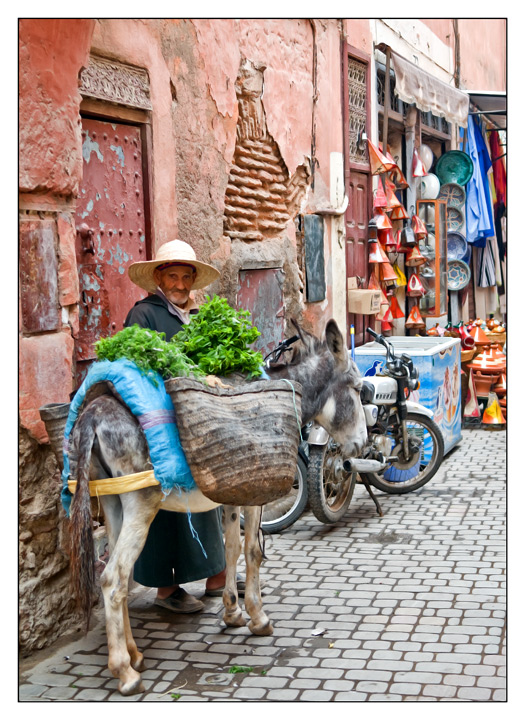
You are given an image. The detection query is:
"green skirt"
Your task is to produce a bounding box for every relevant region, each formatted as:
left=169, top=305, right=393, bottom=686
left=133, top=507, right=226, bottom=587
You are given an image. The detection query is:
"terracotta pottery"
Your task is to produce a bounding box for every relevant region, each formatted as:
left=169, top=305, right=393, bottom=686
left=427, top=323, right=440, bottom=336
left=378, top=227, right=396, bottom=249
left=388, top=165, right=410, bottom=190
left=405, top=304, right=426, bottom=329
left=405, top=245, right=426, bottom=267
left=379, top=261, right=398, bottom=283
left=493, top=325, right=505, bottom=333
left=486, top=316, right=498, bottom=331
left=470, top=324, right=491, bottom=347
left=411, top=214, right=428, bottom=239
left=374, top=209, right=393, bottom=230
left=472, top=371, right=494, bottom=396
left=368, top=272, right=381, bottom=290
left=369, top=242, right=386, bottom=264
left=467, top=346, right=506, bottom=374
left=494, top=373, right=506, bottom=396
left=460, top=348, right=476, bottom=364
left=488, top=343, right=506, bottom=365
left=390, top=204, right=409, bottom=221
left=367, top=139, right=397, bottom=175
left=407, top=273, right=425, bottom=297
left=373, top=182, right=388, bottom=209
left=457, top=323, right=476, bottom=350
left=389, top=294, right=405, bottom=319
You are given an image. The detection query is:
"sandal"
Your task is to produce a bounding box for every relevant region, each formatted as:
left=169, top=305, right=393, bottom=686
left=154, top=587, right=204, bottom=613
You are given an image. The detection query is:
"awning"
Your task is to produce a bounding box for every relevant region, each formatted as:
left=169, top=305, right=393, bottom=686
left=376, top=43, right=470, bottom=128
left=468, top=91, right=506, bottom=131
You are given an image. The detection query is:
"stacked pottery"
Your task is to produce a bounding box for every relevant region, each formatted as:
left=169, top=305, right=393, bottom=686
left=494, top=373, right=507, bottom=421
left=467, top=345, right=506, bottom=399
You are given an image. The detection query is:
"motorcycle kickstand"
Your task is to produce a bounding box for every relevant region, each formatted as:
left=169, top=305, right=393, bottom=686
left=360, top=475, right=383, bottom=517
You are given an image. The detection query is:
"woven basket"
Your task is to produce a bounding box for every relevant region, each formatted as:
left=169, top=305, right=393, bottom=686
left=39, top=402, right=71, bottom=470
left=485, top=331, right=506, bottom=345
left=164, top=377, right=302, bottom=506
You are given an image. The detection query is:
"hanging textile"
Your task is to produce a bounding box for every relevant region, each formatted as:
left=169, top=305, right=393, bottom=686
left=465, top=116, right=495, bottom=248
left=475, top=238, right=498, bottom=288
left=489, top=129, right=506, bottom=212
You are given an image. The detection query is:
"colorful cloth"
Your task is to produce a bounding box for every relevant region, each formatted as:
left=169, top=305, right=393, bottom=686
left=465, top=116, right=495, bottom=248
left=60, top=358, right=195, bottom=516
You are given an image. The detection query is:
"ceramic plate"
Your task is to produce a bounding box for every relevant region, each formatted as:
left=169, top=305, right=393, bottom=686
left=438, top=182, right=466, bottom=208
left=448, top=259, right=471, bottom=290
left=446, top=231, right=467, bottom=261
left=435, top=151, right=473, bottom=186
left=447, top=206, right=465, bottom=232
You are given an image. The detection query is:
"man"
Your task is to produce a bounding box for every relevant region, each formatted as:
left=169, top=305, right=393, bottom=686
left=125, top=239, right=241, bottom=612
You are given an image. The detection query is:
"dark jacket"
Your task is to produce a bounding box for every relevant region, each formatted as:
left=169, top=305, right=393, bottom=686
left=125, top=294, right=197, bottom=341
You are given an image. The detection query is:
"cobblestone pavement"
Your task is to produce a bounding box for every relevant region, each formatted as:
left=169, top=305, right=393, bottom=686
left=19, top=427, right=506, bottom=702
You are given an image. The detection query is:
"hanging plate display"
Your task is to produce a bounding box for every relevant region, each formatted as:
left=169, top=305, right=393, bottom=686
left=438, top=182, right=466, bottom=207
left=435, top=151, right=474, bottom=186
left=446, top=231, right=468, bottom=261
left=447, top=259, right=471, bottom=290
left=447, top=206, right=465, bottom=232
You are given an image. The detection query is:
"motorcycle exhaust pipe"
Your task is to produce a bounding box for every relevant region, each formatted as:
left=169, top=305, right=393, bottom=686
left=343, top=457, right=388, bottom=473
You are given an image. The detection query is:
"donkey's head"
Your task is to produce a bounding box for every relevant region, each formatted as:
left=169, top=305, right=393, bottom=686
left=267, top=319, right=367, bottom=458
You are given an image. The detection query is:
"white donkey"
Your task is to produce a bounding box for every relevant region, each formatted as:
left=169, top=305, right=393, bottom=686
left=68, top=319, right=367, bottom=695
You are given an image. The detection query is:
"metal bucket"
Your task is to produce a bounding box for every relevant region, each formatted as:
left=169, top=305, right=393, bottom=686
left=39, top=402, right=71, bottom=470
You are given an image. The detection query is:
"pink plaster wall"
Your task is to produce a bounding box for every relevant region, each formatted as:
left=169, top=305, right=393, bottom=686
left=457, top=19, right=506, bottom=90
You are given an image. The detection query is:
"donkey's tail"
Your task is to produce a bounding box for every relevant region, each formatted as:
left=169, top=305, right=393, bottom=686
left=69, top=410, right=97, bottom=630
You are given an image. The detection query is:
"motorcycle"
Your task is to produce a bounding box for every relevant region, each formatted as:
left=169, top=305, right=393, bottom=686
left=305, top=327, right=445, bottom=523
left=242, top=326, right=445, bottom=531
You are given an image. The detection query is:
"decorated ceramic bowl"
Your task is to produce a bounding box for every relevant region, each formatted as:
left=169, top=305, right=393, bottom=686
left=446, top=231, right=467, bottom=261
left=418, top=173, right=441, bottom=200
left=438, top=182, right=466, bottom=208
left=448, top=259, right=471, bottom=290
left=447, top=206, right=465, bottom=232
left=435, top=151, right=474, bottom=186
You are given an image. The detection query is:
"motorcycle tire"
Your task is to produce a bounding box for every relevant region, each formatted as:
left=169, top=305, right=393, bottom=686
left=240, top=453, right=308, bottom=534
left=361, top=412, right=444, bottom=495
left=306, top=442, right=356, bottom=523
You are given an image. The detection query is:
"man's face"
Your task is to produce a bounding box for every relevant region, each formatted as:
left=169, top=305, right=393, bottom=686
left=153, top=264, right=196, bottom=307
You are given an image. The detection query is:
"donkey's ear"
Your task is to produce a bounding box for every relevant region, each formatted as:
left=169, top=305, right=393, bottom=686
left=325, top=319, right=347, bottom=370
left=290, top=318, right=316, bottom=353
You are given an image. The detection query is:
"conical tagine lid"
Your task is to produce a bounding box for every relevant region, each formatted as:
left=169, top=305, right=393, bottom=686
left=405, top=245, right=426, bottom=267
left=470, top=325, right=490, bottom=346
left=467, top=346, right=506, bottom=374
left=411, top=214, right=428, bottom=239
left=405, top=304, right=426, bottom=328
left=407, top=273, right=426, bottom=296
left=367, top=139, right=397, bottom=175
left=390, top=204, right=410, bottom=220
left=379, top=261, right=399, bottom=283
left=389, top=294, right=405, bottom=319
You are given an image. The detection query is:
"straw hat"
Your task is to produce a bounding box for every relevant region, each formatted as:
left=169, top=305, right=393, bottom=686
left=128, top=240, right=220, bottom=293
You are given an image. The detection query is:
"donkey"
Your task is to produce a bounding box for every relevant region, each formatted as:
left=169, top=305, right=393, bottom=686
left=68, top=318, right=366, bottom=695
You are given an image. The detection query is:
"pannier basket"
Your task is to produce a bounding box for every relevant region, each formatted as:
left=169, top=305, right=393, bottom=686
left=164, top=377, right=302, bottom=506
left=39, top=402, right=71, bottom=471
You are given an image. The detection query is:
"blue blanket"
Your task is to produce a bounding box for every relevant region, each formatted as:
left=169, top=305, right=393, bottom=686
left=60, top=359, right=195, bottom=516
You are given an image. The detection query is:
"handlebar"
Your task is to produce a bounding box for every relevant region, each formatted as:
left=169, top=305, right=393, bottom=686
left=366, top=327, right=395, bottom=360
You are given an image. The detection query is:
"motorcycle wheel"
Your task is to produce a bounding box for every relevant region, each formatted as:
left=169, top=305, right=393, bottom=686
left=306, top=441, right=356, bottom=523
left=361, top=412, right=444, bottom=494
left=240, top=454, right=308, bottom=534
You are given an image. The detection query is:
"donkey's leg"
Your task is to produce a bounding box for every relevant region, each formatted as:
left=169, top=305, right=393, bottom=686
left=222, top=505, right=245, bottom=628
left=243, top=506, right=273, bottom=636
left=100, top=490, right=161, bottom=695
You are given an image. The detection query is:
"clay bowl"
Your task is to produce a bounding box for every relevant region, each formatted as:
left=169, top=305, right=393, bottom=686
left=472, top=372, right=494, bottom=397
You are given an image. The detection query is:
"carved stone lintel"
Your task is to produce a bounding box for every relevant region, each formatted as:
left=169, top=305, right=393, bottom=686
left=79, top=55, right=152, bottom=111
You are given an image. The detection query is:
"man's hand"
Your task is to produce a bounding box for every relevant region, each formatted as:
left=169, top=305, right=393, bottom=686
left=205, top=375, right=233, bottom=389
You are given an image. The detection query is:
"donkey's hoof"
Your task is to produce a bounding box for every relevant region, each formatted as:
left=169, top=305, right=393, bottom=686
left=118, top=673, right=145, bottom=696
left=248, top=618, right=273, bottom=636
left=131, top=652, right=145, bottom=672
left=223, top=608, right=245, bottom=628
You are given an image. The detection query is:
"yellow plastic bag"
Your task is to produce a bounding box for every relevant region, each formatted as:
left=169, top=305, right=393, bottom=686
left=393, top=261, right=407, bottom=286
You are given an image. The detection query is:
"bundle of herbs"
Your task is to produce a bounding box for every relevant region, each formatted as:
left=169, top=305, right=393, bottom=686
left=94, top=296, right=263, bottom=382
left=171, top=295, right=263, bottom=377
left=94, top=325, right=205, bottom=384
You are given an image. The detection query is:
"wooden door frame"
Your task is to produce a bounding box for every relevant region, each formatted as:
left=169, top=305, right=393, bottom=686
left=79, top=98, right=154, bottom=262
left=342, top=42, right=372, bottom=347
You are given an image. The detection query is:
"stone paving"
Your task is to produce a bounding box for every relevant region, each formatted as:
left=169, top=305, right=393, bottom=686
left=19, top=427, right=506, bottom=702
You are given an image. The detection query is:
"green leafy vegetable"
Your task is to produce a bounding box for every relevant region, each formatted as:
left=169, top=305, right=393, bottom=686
left=172, top=295, right=263, bottom=377
left=94, top=325, right=205, bottom=384
left=228, top=665, right=254, bottom=674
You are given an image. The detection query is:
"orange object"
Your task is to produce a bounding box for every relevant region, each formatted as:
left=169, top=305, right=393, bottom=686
left=367, top=139, right=397, bottom=175
left=488, top=344, right=506, bottom=365
left=384, top=176, right=402, bottom=209
left=379, top=261, right=398, bottom=284
left=494, top=373, right=506, bottom=396
left=470, top=325, right=491, bottom=347
left=464, top=370, right=481, bottom=418
left=405, top=304, right=425, bottom=329
left=412, top=147, right=428, bottom=177
left=373, top=181, right=388, bottom=209
left=374, top=209, right=393, bottom=230
left=411, top=214, right=428, bottom=239
left=389, top=294, right=405, bottom=319
left=388, top=165, right=409, bottom=190
left=368, top=272, right=381, bottom=290
left=472, top=371, right=494, bottom=397
left=405, top=245, right=426, bottom=267
left=467, top=346, right=506, bottom=374
left=390, top=204, right=409, bottom=220
left=407, top=273, right=426, bottom=297
left=368, top=242, right=385, bottom=263
left=482, top=392, right=505, bottom=425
